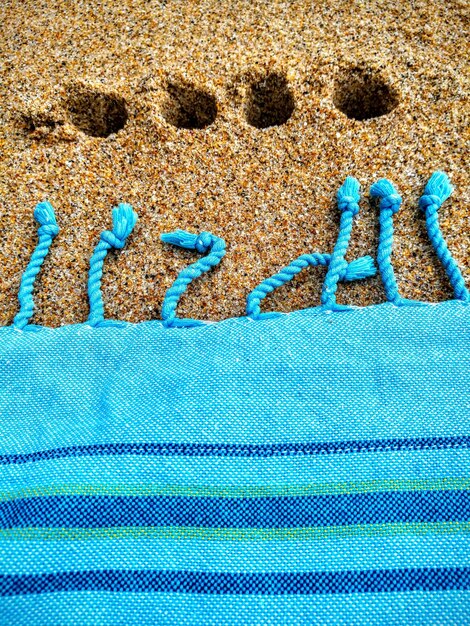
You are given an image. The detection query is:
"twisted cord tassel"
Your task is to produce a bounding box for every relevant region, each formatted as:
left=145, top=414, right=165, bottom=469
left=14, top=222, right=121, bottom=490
left=13, top=202, right=59, bottom=329
left=160, top=230, right=226, bottom=328
left=370, top=178, right=406, bottom=305
left=419, top=171, right=469, bottom=302
left=246, top=252, right=376, bottom=319
left=87, top=204, right=138, bottom=326
left=320, top=177, right=361, bottom=310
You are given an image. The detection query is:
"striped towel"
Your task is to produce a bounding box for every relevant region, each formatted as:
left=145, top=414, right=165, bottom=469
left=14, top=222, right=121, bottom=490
left=1, top=171, right=469, bottom=624
left=1, top=302, right=470, bottom=624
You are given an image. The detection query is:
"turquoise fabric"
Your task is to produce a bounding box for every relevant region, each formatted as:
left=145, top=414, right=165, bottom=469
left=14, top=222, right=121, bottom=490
left=1, top=172, right=469, bottom=624
left=1, top=303, right=470, bottom=624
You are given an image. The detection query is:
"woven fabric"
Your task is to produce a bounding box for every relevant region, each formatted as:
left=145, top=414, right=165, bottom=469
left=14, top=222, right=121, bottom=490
left=2, top=171, right=470, bottom=623
left=1, top=301, right=470, bottom=624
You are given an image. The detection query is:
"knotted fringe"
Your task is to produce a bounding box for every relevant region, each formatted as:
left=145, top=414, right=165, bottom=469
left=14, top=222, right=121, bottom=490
left=249, top=172, right=467, bottom=317
left=10, top=172, right=469, bottom=329
left=320, top=177, right=364, bottom=311
left=246, top=253, right=377, bottom=320
left=13, top=202, right=59, bottom=329
left=160, top=230, right=226, bottom=327
left=369, top=178, right=408, bottom=306
left=248, top=177, right=378, bottom=319
left=87, top=204, right=138, bottom=327
left=418, top=172, right=469, bottom=303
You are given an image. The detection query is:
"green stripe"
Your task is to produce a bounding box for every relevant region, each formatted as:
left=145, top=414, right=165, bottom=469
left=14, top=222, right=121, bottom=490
left=2, top=521, right=470, bottom=542
left=2, top=477, right=470, bottom=502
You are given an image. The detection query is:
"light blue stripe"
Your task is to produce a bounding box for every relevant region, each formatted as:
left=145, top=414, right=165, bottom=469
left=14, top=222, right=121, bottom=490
left=2, top=533, right=470, bottom=575
left=1, top=301, right=469, bottom=453
left=3, top=447, right=470, bottom=492
left=1, top=590, right=469, bottom=626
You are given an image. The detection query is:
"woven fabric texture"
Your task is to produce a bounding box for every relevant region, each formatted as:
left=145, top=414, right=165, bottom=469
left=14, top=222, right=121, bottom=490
left=1, top=172, right=470, bottom=624
left=1, top=301, right=470, bottom=624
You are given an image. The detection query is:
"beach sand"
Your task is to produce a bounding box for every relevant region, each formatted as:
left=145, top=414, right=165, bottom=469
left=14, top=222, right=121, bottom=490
left=0, top=0, right=468, bottom=326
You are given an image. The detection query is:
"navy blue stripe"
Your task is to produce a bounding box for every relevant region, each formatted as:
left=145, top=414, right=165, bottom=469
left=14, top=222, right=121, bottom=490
left=2, top=436, right=470, bottom=465
left=1, top=568, right=469, bottom=596
left=2, top=491, right=469, bottom=529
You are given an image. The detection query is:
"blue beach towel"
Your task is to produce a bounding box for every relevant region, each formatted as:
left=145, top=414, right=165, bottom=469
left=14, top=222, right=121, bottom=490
left=1, top=172, right=469, bottom=624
